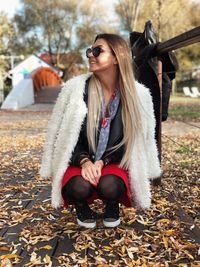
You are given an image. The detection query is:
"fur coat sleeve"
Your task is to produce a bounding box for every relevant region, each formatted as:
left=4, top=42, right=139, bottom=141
left=127, top=81, right=161, bottom=209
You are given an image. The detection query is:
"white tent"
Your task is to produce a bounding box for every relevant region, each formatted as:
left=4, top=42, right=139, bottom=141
left=1, top=54, right=60, bottom=110
left=1, top=79, right=34, bottom=109
left=9, top=54, right=59, bottom=87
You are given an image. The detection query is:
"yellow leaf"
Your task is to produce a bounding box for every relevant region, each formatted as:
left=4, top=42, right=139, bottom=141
left=103, top=246, right=112, bottom=251
left=66, top=222, right=76, bottom=226
left=134, top=259, right=141, bottom=265
left=39, top=245, right=52, bottom=250
left=163, top=236, right=169, bottom=249
left=158, top=218, right=170, bottom=223
left=0, top=254, right=21, bottom=260
left=164, top=229, right=175, bottom=236
left=127, top=218, right=136, bottom=225
left=184, top=250, right=194, bottom=260
left=121, top=245, right=126, bottom=254
left=144, top=233, right=154, bottom=239
left=0, top=258, right=13, bottom=267
left=104, top=230, right=111, bottom=237
left=61, top=209, right=68, bottom=214
left=44, top=254, right=51, bottom=264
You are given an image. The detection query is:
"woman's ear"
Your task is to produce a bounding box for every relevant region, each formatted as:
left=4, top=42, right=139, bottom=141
left=113, top=56, right=118, bottom=65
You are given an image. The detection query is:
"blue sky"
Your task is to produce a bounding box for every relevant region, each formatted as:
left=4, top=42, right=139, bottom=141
left=0, top=0, right=118, bottom=18
left=1, top=0, right=200, bottom=18
left=0, top=0, right=21, bottom=17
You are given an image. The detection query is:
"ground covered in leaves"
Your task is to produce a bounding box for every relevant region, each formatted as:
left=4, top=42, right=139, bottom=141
left=0, top=108, right=199, bottom=267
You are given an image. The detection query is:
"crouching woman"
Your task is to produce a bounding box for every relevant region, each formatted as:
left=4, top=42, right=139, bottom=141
left=39, top=33, right=161, bottom=228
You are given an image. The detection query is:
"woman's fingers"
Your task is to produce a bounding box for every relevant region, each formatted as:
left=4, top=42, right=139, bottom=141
left=81, top=160, right=104, bottom=186
left=94, top=160, right=103, bottom=179
left=81, top=164, right=97, bottom=186
left=95, top=165, right=101, bottom=179
left=87, top=168, right=97, bottom=184
left=81, top=169, right=90, bottom=182
left=82, top=172, right=96, bottom=186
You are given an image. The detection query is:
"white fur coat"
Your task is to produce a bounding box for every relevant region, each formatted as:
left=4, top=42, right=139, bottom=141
left=39, top=73, right=161, bottom=209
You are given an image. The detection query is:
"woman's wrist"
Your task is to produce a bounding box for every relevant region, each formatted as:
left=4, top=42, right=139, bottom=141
left=99, top=160, right=104, bottom=168
left=80, top=157, right=91, bottom=167
left=95, top=160, right=104, bottom=168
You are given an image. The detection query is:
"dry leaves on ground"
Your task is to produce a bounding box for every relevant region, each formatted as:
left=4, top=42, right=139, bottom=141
left=0, top=110, right=199, bottom=266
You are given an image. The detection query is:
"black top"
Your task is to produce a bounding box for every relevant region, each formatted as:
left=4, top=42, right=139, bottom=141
left=70, top=78, right=125, bottom=166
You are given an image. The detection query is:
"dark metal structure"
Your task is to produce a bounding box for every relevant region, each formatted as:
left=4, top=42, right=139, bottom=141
left=157, top=26, right=200, bottom=54
left=131, top=24, right=200, bottom=185
left=156, top=25, right=200, bottom=159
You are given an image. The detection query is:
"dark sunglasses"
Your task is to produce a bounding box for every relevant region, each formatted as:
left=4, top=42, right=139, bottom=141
left=86, top=46, right=112, bottom=58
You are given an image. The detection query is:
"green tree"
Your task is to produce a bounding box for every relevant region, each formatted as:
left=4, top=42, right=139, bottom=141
left=0, top=12, right=14, bottom=74
left=176, top=1, right=200, bottom=73
left=11, top=0, right=113, bottom=79
left=12, top=0, right=78, bottom=56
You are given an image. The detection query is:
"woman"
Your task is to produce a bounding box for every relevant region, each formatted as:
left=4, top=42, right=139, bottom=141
left=40, top=33, right=161, bottom=228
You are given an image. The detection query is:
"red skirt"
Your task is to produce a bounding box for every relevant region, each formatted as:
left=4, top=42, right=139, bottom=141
left=61, top=163, right=132, bottom=208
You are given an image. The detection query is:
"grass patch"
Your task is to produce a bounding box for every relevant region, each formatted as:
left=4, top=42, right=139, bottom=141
left=179, top=160, right=191, bottom=168
left=170, top=95, right=200, bottom=104
left=169, top=106, right=200, bottom=120
left=175, top=146, right=193, bottom=154
left=168, top=95, right=200, bottom=121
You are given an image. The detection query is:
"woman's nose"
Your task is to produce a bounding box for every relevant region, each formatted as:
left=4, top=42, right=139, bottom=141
left=87, top=51, right=93, bottom=58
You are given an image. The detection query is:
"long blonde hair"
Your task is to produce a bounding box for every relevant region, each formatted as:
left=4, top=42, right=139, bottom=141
left=87, top=33, right=142, bottom=169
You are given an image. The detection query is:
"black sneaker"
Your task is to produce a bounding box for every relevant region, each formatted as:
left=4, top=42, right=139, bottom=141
left=103, top=201, right=120, bottom=227
left=75, top=202, right=96, bottom=228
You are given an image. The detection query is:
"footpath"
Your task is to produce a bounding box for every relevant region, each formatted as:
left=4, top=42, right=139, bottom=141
left=26, top=103, right=200, bottom=135
left=0, top=104, right=199, bottom=266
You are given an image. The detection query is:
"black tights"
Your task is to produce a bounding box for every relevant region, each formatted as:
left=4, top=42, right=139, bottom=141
left=62, top=174, right=126, bottom=204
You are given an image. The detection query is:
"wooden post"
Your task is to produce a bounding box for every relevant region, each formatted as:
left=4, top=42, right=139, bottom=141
left=172, top=80, right=176, bottom=96
left=152, top=58, right=163, bottom=186
left=157, top=58, right=163, bottom=163
left=0, top=74, right=4, bottom=104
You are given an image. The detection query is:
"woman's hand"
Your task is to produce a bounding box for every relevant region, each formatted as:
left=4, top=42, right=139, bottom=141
left=94, top=160, right=104, bottom=183
left=81, top=160, right=104, bottom=186
left=81, top=161, right=100, bottom=186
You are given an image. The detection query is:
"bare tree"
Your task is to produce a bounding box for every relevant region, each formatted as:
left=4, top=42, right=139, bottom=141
left=115, top=0, right=144, bottom=32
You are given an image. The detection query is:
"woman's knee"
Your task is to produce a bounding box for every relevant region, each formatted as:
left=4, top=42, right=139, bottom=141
left=97, top=174, right=126, bottom=200
left=62, top=175, right=94, bottom=201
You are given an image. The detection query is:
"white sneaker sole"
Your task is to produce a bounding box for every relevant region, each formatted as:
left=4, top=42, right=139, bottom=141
left=103, top=218, right=121, bottom=228
left=77, top=219, right=96, bottom=228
